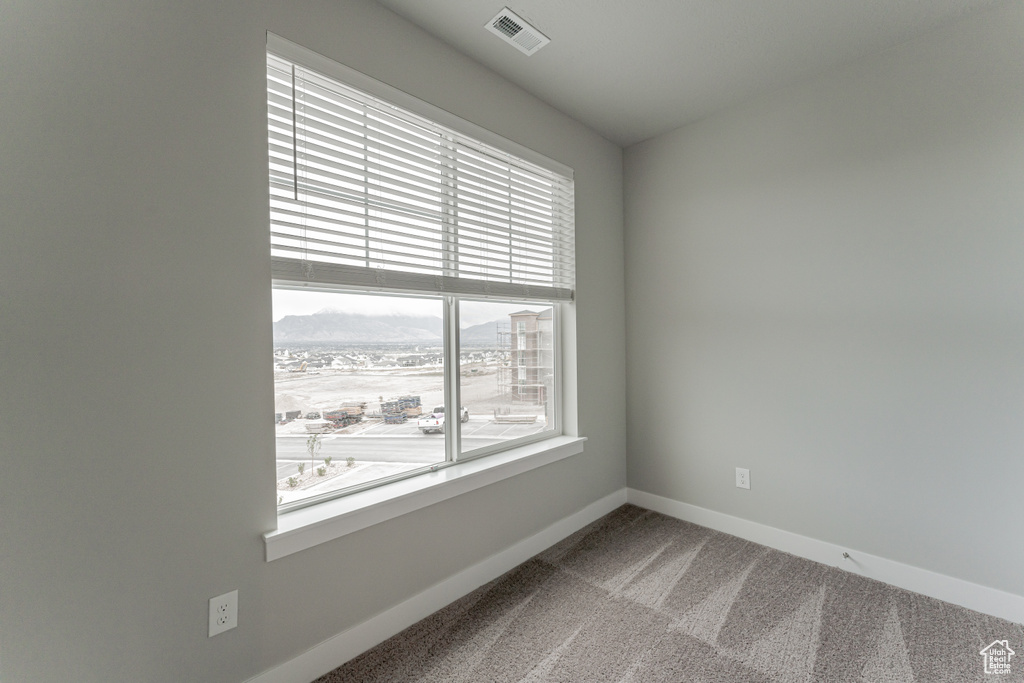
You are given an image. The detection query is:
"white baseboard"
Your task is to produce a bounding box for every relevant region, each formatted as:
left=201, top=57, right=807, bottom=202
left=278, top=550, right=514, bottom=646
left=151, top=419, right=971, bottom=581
left=247, top=488, right=628, bottom=683
left=627, top=488, right=1024, bottom=624
left=250, top=485, right=1022, bottom=683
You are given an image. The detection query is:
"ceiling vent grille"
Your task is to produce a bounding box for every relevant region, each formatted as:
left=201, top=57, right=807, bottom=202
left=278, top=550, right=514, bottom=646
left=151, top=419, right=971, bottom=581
left=485, top=7, right=550, bottom=56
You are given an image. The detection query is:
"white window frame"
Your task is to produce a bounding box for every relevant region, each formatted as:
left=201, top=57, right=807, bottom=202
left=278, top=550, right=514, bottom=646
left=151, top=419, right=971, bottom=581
left=263, top=34, right=583, bottom=560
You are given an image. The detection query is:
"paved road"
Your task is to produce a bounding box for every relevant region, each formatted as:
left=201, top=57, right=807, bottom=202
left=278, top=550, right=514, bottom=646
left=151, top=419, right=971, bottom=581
left=275, top=417, right=546, bottom=479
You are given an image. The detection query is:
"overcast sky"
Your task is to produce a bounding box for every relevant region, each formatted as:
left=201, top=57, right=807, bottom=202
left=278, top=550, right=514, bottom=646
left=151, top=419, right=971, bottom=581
left=272, top=289, right=545, bottom=327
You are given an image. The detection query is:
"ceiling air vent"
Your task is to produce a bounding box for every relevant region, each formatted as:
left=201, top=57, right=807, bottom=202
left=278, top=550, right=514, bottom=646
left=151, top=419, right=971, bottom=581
left=485, top=7, right=550, bottom=56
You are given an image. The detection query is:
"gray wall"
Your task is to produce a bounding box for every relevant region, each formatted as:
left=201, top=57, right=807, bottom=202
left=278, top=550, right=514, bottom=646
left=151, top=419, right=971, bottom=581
left=624, top=0, right=1024, bottom=597
left=0, top=1, right=625, bottom=681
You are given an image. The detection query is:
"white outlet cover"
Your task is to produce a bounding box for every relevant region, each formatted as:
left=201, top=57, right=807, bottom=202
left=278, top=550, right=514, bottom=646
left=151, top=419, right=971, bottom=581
left=735, top=468, right=750, bottom=490
left=208, top=590, right=238, bottom=637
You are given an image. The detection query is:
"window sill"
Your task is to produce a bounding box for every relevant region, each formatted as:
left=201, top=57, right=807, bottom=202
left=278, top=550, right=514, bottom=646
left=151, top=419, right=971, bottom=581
left=263, top=435, right=586, bottom=561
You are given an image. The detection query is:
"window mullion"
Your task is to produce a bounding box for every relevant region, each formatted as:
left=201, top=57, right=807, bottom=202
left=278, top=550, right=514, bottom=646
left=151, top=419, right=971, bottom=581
left=441, top=135, right=461, bottom=464
left=443, top=296, right=461, bottom=462
left=440, top=135, right=458, bottom=280
left=361, top=104, right=371, bottom=268
left=290, top=64, right=298, bottom=201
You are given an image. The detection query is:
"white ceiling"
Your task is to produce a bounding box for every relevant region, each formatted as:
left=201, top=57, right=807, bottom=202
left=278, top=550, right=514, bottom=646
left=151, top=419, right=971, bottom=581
left=373, top=0, right=1005, bottom=147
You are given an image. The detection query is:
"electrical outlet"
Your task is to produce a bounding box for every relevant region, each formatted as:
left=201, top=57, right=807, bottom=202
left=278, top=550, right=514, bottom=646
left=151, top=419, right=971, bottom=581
left=735, top=467, right=750, bottom=490
left=208, top=590, right=238, bottom=637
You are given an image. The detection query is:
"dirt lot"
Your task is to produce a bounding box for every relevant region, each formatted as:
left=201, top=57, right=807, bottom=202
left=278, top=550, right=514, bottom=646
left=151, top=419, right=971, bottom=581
left=274, top=364, right=539, bottom=418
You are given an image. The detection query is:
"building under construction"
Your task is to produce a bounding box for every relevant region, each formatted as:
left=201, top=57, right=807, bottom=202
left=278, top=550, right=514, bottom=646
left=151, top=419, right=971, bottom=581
left=496, top=308, right=554, bottom=407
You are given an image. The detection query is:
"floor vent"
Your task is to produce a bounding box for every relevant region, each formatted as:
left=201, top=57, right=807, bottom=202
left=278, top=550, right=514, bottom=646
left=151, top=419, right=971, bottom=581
left=485, top=7, right=550, bottom=56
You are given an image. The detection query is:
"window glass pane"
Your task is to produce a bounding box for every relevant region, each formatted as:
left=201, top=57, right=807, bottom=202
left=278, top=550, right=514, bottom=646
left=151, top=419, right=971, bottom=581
left=459, top=300, right=555, bottom=455
left=273, top=289, right=445, bottom=506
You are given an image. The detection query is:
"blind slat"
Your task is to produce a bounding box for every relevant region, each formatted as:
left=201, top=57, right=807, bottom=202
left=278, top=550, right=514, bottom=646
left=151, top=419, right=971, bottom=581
left=268, top=52, right=574, bottom=301
left=270, top=187, right=573, bottom=261
left=269, top=207, right=574, bottom=267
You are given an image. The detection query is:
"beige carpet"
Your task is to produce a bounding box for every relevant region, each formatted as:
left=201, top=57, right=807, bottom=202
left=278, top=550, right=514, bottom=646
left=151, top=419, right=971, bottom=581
left=317, top=505, right=1023, bottom=682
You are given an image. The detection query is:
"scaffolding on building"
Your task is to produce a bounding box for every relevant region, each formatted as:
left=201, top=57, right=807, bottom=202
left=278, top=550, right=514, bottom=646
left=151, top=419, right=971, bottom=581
left=495, top=318, right=553, bottom=408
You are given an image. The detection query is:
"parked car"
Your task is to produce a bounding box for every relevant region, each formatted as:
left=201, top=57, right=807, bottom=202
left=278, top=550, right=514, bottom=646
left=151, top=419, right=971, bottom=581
left=417, top=405, right=469, bottom=433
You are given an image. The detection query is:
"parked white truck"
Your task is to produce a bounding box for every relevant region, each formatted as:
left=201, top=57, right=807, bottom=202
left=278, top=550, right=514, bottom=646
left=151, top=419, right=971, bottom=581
left=417, top=405, right=469, bottom=434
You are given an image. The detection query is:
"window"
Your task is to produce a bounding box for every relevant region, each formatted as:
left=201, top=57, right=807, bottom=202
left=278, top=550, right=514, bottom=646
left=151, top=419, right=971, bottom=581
left=267, top=36, right=575, bottom=512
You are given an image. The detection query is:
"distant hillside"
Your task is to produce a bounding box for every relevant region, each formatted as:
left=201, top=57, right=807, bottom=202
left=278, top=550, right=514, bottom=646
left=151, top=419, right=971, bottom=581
left=273, top=311, right=443, bottom=343
left=460, top=320, right=500, bottom=345
left=273, top=309, right=512, bottom=345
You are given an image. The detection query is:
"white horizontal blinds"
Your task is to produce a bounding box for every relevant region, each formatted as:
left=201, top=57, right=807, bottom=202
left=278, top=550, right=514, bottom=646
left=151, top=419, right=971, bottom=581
left=267, top=53, right=575, bottom=301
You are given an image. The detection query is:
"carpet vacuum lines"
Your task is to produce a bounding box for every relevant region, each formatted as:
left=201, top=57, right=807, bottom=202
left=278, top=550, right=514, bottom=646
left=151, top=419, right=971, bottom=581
left=317, top=505, right=1024, bottom=683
